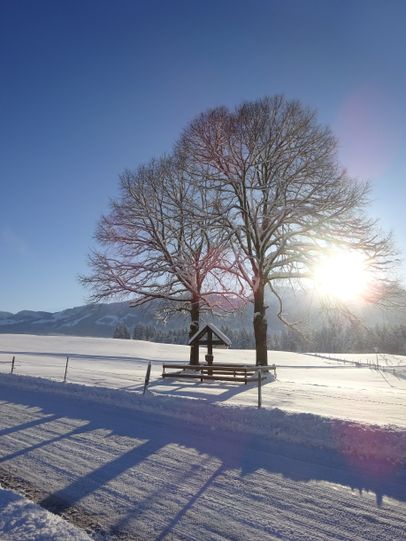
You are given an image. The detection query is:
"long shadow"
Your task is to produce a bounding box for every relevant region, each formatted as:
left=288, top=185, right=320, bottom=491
left=0, top=422, right=92, bottom=464
left=0, top=382, right=405, bottom=532
left=39, top=438, right=162, bottom=514
left=0, top=413, right=60, bottom=438
left=155, top=464, right=225, bottom=541
left=210, top=377, right=275, bottom=403
left=147, top=380, right=250, bottom=403
left=108, top=428, right=406, bottom=538
left=109, top=454, right=215, bottom=538
left=143, top=376, right=275, bottom=404
left=118, top=379, right=251, bottom=402
left=392, top=369, right=406, bottom=381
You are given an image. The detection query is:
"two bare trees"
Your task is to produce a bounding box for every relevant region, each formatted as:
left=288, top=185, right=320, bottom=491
left=82, top=156, right=239, bottom=363
left=83, top=96, right=398, bottom=365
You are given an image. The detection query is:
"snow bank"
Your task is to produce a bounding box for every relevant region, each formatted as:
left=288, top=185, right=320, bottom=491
left=0, top=484, right=91, bottom=541
left=1, top=373, right=405, bottom=467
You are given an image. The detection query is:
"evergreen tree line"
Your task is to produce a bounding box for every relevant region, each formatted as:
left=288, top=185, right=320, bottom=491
left=113, top=320, right=406, bottom=355
left=278, top=322, right=406, bottom=354
left=113, top=322, right=189, bottom=344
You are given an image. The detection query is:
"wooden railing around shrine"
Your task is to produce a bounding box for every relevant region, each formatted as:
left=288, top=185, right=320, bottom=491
left=162, top=363, right=276, bottom=384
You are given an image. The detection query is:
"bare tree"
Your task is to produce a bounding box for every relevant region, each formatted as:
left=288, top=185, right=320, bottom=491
left=179, top=95, right=399, bottom=365
left=81, top=156, right=239, bottom=364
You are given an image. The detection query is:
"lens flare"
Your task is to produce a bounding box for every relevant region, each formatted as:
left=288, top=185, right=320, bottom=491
left=312, top=249, right=372, bottom=302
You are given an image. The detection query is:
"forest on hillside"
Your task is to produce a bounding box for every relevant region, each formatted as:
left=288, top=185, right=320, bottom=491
left=113, top=320, right=406, bottom=355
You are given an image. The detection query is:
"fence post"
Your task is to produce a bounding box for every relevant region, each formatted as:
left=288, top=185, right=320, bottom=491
left=63, top=356, right=69, bottom=383
left=257, top=369, right=262, bottom=408
left=10, top=356, right=15, bottom=374
left=143, top=362, right=151, bottom=395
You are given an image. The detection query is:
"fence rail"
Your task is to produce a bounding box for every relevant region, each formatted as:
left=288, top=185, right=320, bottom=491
left=0, top=352, right=149, bottom=391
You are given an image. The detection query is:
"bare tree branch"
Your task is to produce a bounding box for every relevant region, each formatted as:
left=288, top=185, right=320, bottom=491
left=80, top=156, right=242, bottom=363
left=179, top=95, right=401, bottom=365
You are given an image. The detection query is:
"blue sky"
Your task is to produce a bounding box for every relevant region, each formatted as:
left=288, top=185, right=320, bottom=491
left=1, top=0, right=405, bottom=313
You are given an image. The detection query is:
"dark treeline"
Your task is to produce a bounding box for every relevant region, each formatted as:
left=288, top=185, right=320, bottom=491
left=114, top=322, right=189, bottom=344
left=113, top=320, right=406, bottom=355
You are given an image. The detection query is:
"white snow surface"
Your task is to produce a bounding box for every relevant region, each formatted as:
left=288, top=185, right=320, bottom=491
left=0, top=334, right=405, bottom=540
left=0, top=371, right=405, bottom=465
left=1, top=333, right=405, bottom=428
left=0, top=484, right=91, bottom=540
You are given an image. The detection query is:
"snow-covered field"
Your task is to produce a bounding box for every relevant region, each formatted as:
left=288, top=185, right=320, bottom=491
left=1, top=334, right=405, bottom=427
left=0, top=334, right=405, bottom=540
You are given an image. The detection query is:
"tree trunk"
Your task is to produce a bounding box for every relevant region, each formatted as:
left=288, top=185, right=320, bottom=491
left=253, top=279, right=268, bottom=366
left=189, top=299, right=200, bottom=365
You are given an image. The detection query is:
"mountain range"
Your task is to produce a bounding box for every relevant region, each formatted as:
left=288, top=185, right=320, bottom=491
left=0, top=291, right=404, bottom=339
left=0, top=301, right=261, bottom=338
left=0, top=302, right=163, bottom=338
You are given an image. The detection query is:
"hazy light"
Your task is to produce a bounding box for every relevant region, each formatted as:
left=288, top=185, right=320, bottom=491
left=312, top=249, right=371, bottom=302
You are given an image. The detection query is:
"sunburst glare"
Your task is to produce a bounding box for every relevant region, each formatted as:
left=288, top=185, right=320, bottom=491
left=312, top=249, right=372, bottom=302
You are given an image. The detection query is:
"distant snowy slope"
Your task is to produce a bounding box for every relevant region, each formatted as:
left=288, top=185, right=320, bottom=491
left=0, top=301, right=254, bottom=338
left=0, top=302, right=155, bottom=337
left=2, top=290, right=404, bottom=340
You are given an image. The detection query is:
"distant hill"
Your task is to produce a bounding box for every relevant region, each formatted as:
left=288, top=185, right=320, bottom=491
left=0, top=291, right=404, bottom=340
left=0, top=301, right=260, bottom=338
left=0, top=302, right=152, bottom=337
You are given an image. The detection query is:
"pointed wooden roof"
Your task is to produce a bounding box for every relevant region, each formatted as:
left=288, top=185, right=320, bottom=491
left=188, top=323, right=231, bottom=348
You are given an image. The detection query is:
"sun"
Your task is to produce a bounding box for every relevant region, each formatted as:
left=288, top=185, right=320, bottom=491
left=312, top=249, right=371, bottom=302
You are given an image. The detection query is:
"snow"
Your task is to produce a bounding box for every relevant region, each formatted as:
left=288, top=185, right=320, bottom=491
left=0, top=334, right=405, bottom=539
left=0, top=484, right=91, bottom=540
left=0, top=372, right=405, bottom=465
left=95, top=315, right=120, bottom=325
left=1, top=334, right=405, bottom=427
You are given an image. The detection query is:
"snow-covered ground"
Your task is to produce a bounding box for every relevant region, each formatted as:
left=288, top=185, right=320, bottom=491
left=0, top=334, right=405, bottom=540
left=0, top=484, right=91, bottom=540
left=1, top=334, right=405, bottom=427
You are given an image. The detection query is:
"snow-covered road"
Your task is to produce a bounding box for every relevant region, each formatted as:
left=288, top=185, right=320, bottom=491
left=0, top=383, right=405, bottom=541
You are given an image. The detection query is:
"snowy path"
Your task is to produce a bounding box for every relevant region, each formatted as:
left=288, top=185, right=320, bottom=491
left=0, top=384, right=405, bottom=540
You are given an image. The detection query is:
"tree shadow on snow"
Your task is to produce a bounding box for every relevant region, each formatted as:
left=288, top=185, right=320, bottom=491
left=123, top=375, right=275, bottom=404
left=0, top=384, right=405, bottom=539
